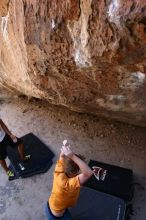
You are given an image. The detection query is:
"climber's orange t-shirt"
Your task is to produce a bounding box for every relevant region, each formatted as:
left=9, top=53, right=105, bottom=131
left=49, top=159, right=80, bottom=213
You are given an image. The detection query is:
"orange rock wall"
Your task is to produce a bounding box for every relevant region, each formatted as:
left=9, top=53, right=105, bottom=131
left=0, top=0, right=146, bottom=125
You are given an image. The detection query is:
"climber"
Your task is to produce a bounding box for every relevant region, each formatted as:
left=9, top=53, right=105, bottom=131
left=0, top=118, right=30, bottom=178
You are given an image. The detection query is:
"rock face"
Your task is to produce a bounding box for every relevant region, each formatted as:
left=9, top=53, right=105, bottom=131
left=0, top=0, right=146, bottom=126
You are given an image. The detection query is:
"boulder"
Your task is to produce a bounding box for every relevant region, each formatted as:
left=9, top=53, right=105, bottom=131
left=0, top=0, right=146, bottom=126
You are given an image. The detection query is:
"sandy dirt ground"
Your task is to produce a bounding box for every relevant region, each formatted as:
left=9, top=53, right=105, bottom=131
left=0, top=91, right=146, bottom=220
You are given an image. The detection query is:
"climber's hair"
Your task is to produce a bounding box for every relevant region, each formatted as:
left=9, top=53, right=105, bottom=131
left=63, top=154, right=85, bottom=176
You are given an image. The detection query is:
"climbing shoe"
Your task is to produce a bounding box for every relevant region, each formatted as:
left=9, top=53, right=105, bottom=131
left=23, top=154, right=31, bottom=162
left=7, top=170, right=15, bottom=177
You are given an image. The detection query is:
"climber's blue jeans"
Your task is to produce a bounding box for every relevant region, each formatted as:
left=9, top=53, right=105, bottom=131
left=45, top=202, right=71, bottom=220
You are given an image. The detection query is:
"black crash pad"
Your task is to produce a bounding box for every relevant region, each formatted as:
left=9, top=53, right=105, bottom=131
left=70, top=187, right=126, bottom=220
left=84, top=160, right=133, bottom=202
left=7, top=133, right=54, bottom=180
